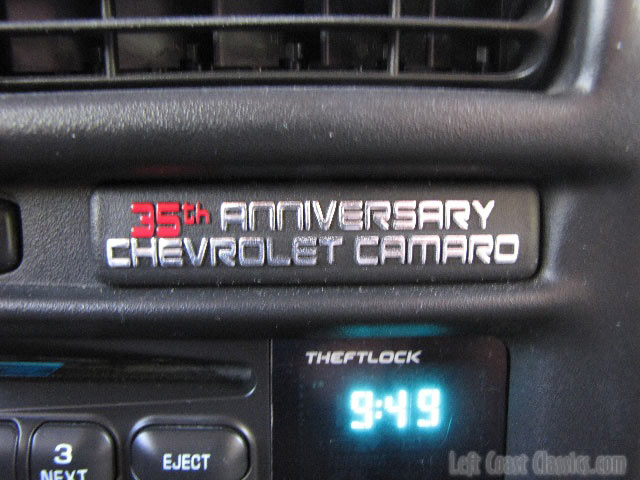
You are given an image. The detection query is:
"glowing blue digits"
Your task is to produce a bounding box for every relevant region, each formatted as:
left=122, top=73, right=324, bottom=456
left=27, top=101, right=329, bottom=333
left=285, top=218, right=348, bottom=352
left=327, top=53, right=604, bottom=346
left=416, top=388, right=441, bottom=428
left=383, top=390, right=408, bottom=428
left=349, top=388, right=441, bottom=431
left=350, top=390, right=375, bottom=430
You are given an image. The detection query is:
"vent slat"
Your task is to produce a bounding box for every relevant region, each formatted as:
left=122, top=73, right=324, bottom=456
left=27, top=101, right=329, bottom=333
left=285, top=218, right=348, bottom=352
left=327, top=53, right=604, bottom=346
left=0, top=15, right=555, bottom=34
left=0, top=69, right=546, bottom=87
left=100, top=0, right=117, bottom=78
left=0, top=0, right=564, bottom=90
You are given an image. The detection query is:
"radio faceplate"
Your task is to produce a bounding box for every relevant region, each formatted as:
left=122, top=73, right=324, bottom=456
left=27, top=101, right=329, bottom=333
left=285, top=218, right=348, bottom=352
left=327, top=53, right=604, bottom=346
left=0, top=337, right=507, bottom=480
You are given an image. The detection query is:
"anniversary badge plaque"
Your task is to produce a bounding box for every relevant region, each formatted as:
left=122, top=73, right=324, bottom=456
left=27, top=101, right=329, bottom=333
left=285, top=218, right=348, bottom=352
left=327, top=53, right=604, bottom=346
left=91, top=184, right=539, bottom=286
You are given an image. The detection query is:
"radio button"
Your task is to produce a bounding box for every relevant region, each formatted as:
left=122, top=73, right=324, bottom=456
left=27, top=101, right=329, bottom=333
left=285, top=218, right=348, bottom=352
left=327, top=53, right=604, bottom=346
left=0, top=423, right=17, bottom=480
left=131, top=426, right=248, bottom=480
left=30, top=423, right=115, bottom=480
left=0, top=200, right=21, bottom=273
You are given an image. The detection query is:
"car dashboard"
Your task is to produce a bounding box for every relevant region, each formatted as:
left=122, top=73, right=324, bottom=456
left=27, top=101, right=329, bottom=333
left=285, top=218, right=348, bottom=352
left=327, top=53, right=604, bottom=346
left=0, top=1, right=638, bottom=479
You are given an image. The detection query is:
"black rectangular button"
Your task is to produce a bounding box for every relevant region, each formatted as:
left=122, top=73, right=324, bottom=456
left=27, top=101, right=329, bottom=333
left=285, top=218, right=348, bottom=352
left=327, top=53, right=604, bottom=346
left=131, top=426, right=249, bottom=480
left=0, top=423, right=17, bottom=480
left=30, top=423, right=115, bottom=480
left=0, top=200, right=21, bottom=273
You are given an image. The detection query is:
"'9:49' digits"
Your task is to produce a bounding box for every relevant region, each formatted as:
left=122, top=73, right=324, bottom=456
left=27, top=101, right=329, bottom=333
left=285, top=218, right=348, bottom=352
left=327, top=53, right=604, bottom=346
left=350, top=388, right=441, bottom=431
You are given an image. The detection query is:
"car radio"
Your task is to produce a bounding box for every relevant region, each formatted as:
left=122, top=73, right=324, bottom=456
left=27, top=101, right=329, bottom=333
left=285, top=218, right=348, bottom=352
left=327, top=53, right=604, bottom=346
left=0, top=336, right=506, bottom=480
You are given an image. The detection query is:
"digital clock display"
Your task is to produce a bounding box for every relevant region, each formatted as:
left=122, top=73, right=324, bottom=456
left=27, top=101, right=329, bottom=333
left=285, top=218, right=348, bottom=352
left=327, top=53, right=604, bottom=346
left=349, top=388, right=441, bottom=430
left=273, top=337, right=507, bottom=479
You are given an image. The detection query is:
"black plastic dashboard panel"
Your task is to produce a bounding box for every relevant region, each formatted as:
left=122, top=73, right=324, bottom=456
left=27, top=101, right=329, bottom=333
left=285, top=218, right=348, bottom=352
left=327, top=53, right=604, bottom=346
left=0, top=0, right=638, bottom=479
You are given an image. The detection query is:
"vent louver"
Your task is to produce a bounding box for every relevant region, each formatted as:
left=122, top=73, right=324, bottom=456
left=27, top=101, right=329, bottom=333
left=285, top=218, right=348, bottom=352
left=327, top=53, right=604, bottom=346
left=0, top=0, right=564, bottom=90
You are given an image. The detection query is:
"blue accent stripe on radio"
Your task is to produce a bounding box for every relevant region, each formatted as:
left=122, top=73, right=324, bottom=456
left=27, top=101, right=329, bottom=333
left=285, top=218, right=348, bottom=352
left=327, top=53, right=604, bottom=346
left=0, top=361, right=63, bottom=377
left=335, top=324, right=449, bottom=338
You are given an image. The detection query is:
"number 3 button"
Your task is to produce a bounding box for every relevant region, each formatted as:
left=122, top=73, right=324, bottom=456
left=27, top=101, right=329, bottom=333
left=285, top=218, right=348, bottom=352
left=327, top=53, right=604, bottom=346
left=30, top=423, right=115, bottom=480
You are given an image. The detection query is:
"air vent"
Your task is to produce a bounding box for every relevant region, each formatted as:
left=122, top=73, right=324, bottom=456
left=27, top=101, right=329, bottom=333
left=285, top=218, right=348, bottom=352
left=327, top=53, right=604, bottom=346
left=0, top=0, right=564, bottom=90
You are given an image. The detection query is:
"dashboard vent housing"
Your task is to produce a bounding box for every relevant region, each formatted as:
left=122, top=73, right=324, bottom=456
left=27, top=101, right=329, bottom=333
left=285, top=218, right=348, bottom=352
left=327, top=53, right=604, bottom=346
left=0, top=0, right=564, bottom=90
